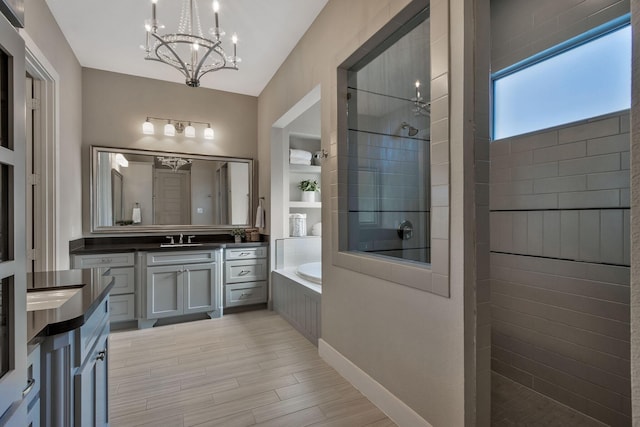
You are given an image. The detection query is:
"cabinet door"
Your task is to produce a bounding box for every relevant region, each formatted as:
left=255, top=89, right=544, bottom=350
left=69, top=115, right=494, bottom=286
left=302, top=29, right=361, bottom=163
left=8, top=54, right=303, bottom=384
left=183, top=262, right=216, bottom=314
left=146, top=265, right=183, bottom=319
left=74, top=335, right=108, bottom=427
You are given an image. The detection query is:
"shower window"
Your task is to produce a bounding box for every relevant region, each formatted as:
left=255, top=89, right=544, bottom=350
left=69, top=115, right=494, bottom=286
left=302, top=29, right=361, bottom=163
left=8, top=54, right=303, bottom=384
left=342, top=7, right=431, bottom=264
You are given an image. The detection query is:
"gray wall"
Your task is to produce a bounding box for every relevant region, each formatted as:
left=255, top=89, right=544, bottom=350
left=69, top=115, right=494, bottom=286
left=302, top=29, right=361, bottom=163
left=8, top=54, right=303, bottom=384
left=81, top=68, right=258, bottom=235
left=490, top=1, right=631, bottom=424
left=258, top=0, right=488, bottom=424
left=24, top=0, right=83, bottom=269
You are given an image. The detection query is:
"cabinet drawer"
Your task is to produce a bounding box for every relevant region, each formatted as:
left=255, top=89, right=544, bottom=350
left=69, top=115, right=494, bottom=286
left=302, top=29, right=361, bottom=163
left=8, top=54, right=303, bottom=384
left=105, top=266, right=135, bottom=295
left=110, top=294, right=135, bottom=322
left=225, top=246, right=267, bottom=260
left=25, top=344, right=41, bottom=403
left=225, top=259, right=267, bottom=283
left=147, top=250, right=217, bottom=266
left=75, top=297, right=110, bottom=367
left=73, top=252, right=135, bottom=268
left=225, top=282, right=267, bottom=307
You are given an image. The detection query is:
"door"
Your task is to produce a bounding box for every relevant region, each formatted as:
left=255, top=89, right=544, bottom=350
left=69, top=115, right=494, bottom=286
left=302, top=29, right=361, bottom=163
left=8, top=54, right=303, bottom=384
left=146, top=265, right=183, bottom=319
left=74, top=334, right=108, bottom=427
left=153, top=169, right=191, bottom=224
left=0, top=10, right=27, bottom=423
left=183, top=262, right=216, bottom=314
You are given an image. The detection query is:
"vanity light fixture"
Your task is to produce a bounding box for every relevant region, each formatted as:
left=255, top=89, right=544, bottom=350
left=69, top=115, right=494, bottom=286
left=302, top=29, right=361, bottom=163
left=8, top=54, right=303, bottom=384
left=157, top=156, right=193, bottom=172
left=142, top=117, right=155, bottom=134
left=142, top=0, right=241, bottom=88
left=142, top=116, right=215, bottom=140
left=164, top=121, right=176, bottom=137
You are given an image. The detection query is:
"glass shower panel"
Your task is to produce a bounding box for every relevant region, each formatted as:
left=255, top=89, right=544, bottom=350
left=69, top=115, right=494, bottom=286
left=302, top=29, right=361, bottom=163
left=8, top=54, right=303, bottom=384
left=346, top=8, right=430, bottom=264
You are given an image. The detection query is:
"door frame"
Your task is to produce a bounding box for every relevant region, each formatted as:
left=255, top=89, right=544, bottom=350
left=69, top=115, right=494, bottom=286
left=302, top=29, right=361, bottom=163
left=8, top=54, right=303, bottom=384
left=20, top=30, right=58, bottom=272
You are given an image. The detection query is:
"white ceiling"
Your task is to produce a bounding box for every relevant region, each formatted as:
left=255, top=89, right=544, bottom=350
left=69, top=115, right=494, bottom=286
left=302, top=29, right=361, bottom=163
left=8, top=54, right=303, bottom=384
left=45, top=0, right=328, bottom=96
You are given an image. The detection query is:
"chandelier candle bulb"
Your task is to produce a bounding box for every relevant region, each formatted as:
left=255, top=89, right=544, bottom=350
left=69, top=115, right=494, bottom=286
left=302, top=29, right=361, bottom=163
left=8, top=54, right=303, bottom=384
left=213, top=1, right=220, bottom=36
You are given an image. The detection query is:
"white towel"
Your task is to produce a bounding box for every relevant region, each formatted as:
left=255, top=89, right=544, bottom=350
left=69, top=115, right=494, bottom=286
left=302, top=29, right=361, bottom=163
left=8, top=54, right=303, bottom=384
left=132, top=207, right=141, bottom=224
left=290, top=149, right=312, bottom=161
left=289, top=158, right=312, bottom=166
left=255, top=205, right=265, bottom=229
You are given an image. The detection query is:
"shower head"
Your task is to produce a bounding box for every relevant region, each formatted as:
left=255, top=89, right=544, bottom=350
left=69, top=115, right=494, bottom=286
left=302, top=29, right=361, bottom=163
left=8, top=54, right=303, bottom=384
left=401, top=122, right=419, bottom=137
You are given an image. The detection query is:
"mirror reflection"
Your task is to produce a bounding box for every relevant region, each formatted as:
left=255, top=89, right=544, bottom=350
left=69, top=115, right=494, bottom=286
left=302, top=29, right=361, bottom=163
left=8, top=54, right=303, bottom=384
left=93, top=147, right=252, bottom=231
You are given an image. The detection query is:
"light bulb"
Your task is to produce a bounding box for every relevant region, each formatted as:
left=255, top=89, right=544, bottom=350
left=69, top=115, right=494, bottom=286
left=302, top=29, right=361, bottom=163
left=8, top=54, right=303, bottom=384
left=142, top=119, right=154, bottom=134
left=213, top=1, right=219, bottom=12
left=415, top=80, right=420, bottom=88
left=151, top=0, right=158, bottom=3
left=204, top=127, right=214, bottom=140
left=164, top=122, right=176, bottom=137
left=232, top=33, right=238, bottom=44
left=185, top=124, right=196, bottom=138
left=192, top=42, right=199, bottom=51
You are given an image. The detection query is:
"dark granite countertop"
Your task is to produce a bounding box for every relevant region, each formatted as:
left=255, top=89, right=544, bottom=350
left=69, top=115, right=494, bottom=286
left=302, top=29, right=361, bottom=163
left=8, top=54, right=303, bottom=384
left=69, top=235, right=268, bottom=255
left=26, top=269, right=115, bottom=342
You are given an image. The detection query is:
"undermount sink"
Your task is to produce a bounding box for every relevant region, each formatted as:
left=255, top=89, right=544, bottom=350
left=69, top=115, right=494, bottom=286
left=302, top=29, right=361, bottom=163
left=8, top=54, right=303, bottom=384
left=27, top=288, right=81, bottom=311
left=160, top=243, right=204, bottom=248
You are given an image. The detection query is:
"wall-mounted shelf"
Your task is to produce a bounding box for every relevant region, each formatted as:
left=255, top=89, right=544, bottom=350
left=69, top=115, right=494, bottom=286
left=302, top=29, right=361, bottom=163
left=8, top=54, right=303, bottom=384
left=289, top=164, right=321, bottom=174
left=289, top=201, right=322, bottom=209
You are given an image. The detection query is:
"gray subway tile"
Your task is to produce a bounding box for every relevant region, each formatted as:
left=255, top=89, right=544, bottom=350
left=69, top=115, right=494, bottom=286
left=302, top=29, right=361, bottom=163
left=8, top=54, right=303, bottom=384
left=534, top=175, right=586, bottom=194
left=492, top=180, right=533, bottom=196
left=624, top=210, right=630, bottom=266
left=491, top=193, right=558, bottom=210
left=600, top=210, right=624, bottom=265
left=511, top=162, right=559, bottom=181
left=492, top=150, right=533, bottom=170
left=491, top=166, right=512, bottom=183
left=527, top=211, right=543, bottom=256
left=587, top=170, right=630, bottom=191
left=620, top=112, right=630, bottom=131
left=559, top=190, right=620, bottom=209
left=621, top=151, right=630, bottom=170
left=491, top=139, right=511, bottom=157
left=534, top=141, right=586, bottom=164
left=579, top=210, right=600, bottom=262
left=559, top=153, right=620, bottom=176
left=560, top=211, right=580, bottom=260
left=512, top=211, right=528, bottom=254
left=587, top=132, right=630, bottom=156
left=510, top=130, right=559, bottom=153
left=491, top=212, right=513, bottom=252
left=558, top=117, right=620, bottom=144
left=543, top=211, right=561, bottom=258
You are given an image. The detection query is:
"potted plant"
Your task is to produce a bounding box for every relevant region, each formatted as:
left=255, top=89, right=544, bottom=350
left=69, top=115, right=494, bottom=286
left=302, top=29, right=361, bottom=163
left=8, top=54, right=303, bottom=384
left=230, top=227, right=245, bottom=243
left=299, top=179, right=319, bottom=203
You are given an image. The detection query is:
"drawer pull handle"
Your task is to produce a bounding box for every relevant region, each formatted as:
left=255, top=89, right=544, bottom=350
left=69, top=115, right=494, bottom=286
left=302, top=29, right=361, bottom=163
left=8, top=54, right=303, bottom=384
left=96, top=349, right=107, bottom=361
left=239, top=252, right=251, bottom=257
left=22, top=378, right=35, bottom=397
left=238, top=270, right=251, bottom=276
left=101, top=258, right=113, bottom=264
left=240, top=292, right=253, bottom=297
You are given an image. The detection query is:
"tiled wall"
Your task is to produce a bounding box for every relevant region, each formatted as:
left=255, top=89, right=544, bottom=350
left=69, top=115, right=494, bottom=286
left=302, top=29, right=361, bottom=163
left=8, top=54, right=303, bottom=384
left=490, top=111, right=631, bottom=426
left=492, top=0, right=631, bottom=72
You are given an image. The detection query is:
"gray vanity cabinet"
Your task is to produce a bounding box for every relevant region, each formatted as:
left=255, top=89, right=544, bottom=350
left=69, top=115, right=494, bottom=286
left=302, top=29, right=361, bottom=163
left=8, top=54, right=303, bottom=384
left=224, top=246, right=268, bottom=308
left=41, top=296, right=110, bottom=427
left=72, top=252, right=136, bottom=323
left=144, top=250, right=222, bottom=322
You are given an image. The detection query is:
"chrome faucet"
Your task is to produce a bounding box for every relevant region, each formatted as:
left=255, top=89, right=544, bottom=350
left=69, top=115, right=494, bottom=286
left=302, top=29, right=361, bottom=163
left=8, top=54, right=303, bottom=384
left=179, top=233, right=184, bottom=244
left=165, top=236, right=175, bottom=244
left=188, top=235, right=195, bottom=244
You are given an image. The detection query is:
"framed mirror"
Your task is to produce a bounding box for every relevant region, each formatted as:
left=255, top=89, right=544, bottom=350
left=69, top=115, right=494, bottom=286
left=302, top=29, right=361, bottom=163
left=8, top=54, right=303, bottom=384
left=91, top=146, right=253, bottom=233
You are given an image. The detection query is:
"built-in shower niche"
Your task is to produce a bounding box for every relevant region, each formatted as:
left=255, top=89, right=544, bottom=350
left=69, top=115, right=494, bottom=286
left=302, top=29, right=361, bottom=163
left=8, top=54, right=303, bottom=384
left=343, top=7, right=431, bottom=264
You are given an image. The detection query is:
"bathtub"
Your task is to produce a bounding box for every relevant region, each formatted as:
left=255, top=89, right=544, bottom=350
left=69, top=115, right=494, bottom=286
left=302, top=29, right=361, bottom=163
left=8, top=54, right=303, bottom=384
left=296, top=261, right=322, bottom=284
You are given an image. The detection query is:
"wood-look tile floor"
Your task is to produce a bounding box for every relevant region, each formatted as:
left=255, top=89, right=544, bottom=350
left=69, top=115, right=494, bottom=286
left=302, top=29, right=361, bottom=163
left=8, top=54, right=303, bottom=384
left=109, top=310, right=397, bottom=427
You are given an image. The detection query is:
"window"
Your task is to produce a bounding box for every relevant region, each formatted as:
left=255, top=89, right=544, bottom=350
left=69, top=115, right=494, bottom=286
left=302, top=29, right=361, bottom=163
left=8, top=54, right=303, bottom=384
left=492, top=19, right=631, bottom=140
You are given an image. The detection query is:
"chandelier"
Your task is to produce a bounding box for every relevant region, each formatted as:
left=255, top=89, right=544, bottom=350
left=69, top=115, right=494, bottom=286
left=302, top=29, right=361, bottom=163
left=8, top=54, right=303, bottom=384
left=411, top=80, right=430, bottom=117
left=143, top=0, right=240, bottom=88
left=156, top=156, right=193, bottom=172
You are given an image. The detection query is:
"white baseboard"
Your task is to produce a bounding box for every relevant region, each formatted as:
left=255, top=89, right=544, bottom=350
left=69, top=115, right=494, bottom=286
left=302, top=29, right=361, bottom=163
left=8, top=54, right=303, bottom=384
left=318, top=339, right=432, bottom=427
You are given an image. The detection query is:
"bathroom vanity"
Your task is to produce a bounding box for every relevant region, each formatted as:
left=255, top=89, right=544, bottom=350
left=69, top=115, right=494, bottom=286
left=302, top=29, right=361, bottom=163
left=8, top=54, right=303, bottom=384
left=26, top=269, right=115, bottom=427
left=70, top=237, right=269, bottom=328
